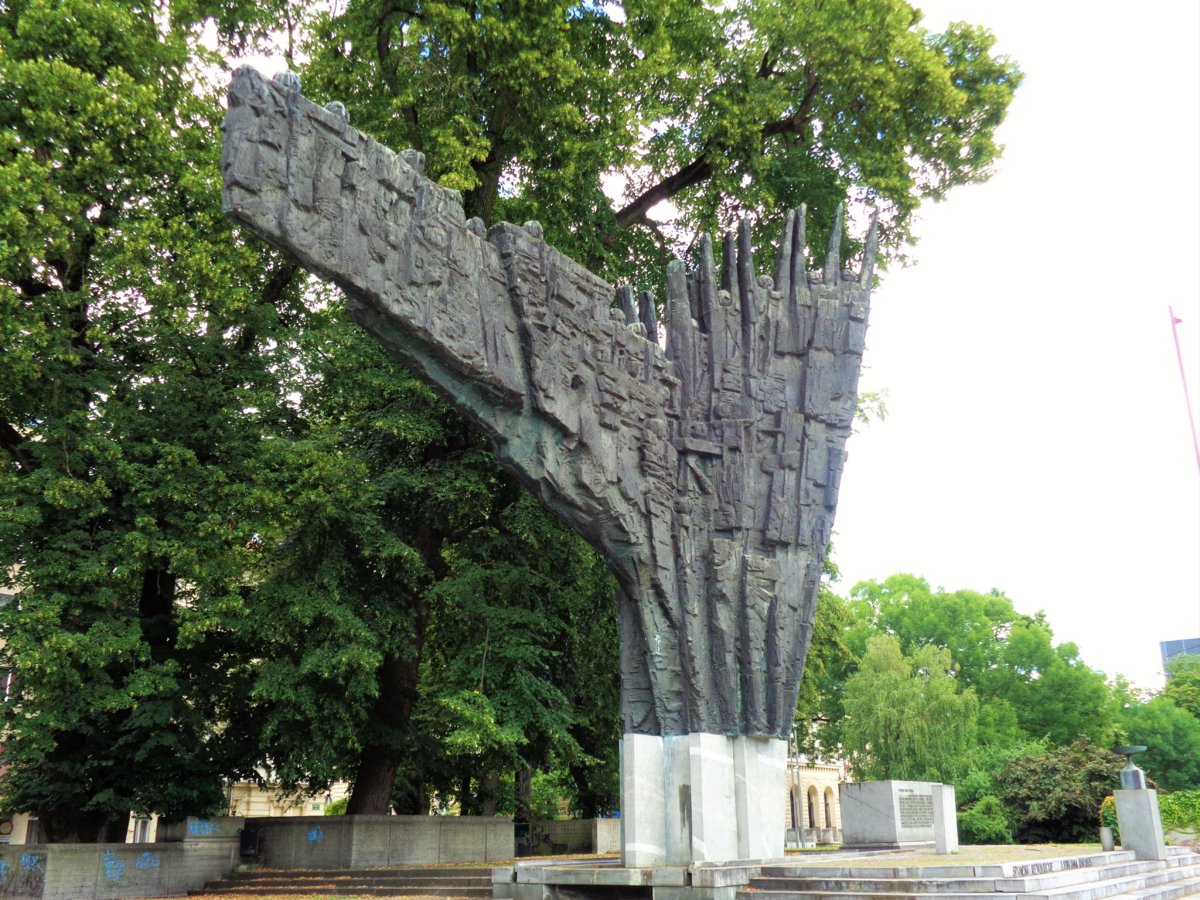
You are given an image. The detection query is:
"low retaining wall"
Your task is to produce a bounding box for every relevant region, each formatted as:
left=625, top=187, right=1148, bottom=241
left=0, top=839, right=238, bottom=900
left=249, top=815, right=514, bottom=868
left=527, top=819, right=620, bottom=855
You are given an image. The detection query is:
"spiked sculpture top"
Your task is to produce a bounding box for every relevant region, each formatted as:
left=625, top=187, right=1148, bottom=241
left=222, top=67, right=875, bottom=741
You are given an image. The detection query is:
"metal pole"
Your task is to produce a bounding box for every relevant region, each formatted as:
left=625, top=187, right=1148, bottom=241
left=1169, top=306, right=1200, bottom=474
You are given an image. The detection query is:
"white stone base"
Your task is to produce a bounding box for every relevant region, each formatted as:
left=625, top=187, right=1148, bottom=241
left=931, top=783, right=958, bottom=854
left=620, top=733, right=786, bottom=866
left=1115, top=788, right=1167, bottom=861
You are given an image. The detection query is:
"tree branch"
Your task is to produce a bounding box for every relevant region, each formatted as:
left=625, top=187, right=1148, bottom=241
left=614, top=154, right=714, bottom=229
left=235, top=261, right=299, bottom=356
left=0, top=420, right=35, bottom=473
left=614, top=71, right=820, bottom=231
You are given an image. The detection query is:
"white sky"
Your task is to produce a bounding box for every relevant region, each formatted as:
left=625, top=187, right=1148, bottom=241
left=831, top=0, right=1200, bottom=691
left=231, top=2, right=1200, bottom=691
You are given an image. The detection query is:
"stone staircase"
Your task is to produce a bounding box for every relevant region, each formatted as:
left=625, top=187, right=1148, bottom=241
left=188, top=864, right=494, bottom=897
left=737, top=848, right=1200, bottom=899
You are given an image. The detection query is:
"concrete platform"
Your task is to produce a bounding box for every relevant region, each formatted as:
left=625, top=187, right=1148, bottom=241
left=493, top=846, right=1200, bottom=900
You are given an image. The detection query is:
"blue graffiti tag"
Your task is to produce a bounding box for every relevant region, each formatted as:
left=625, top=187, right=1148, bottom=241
left=188, top=818, right=218, bottom=836
left=0, top=859, right=11, bottom=882
left=102, top=850, right=125, bottom=882
left=134, top=851, right=160, bottom=870
left=306, top=825, right=324, bottom=843
left=19, top=853, right=45, bottom=876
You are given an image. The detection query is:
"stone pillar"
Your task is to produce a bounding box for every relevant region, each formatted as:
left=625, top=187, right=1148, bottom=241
left=931, top=784, right=958, bottom=854
left=733, top=736, right=787, bottom=860
left=1114, top=789, right=1167, bottom=861
left=620, top=735, right=666, bottom=867
left=621, top=733, right=786, bottom=865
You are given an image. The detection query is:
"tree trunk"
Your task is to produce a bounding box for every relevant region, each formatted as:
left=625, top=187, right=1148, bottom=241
left=346, top=743, right=399, bottom=815
left=346, top=654, right=419, bottom=814
left=514, top=767, right=532, bottom=823
left=480, top=772, right=501, bottom=817
left=38, top=807, right=123, bottom=844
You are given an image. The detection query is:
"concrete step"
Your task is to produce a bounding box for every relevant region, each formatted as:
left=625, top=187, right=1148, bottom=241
left=1109, top=873, right=1200, bottom=898
left=190, top=891, right=492, bottom=898
left=192, top=865, right=493, bottom=898
left=735, top=858, right=1200, bottom=900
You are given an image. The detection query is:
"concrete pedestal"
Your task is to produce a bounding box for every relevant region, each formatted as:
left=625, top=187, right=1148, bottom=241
left=931, top=784, right=958, bottom=854
left=620, top=733, right=786, bottom=865
left=1114, top=788, right=1167, bottom=861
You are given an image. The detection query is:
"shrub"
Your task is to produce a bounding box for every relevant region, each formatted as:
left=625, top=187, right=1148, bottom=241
left=1160, top=790, right=1200, bottom=834
left=959, top=794, right=1013, bottom=844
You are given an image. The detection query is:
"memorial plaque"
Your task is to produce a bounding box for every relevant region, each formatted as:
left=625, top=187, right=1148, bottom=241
left=897, top=789, right=935, bottom=829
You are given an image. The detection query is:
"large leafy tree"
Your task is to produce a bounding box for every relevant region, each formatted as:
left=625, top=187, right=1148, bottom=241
left=995, top=738, right=1124, bottom=843
left=847, top=575, right=1118, bottom=747
left=840, top=634, right=978, bottom=783
left=247, top=319, right=619, bottom=816
left=0, top=0, right=308, bottom=840
left=1163, top=653, right=1200, bottom=720
left=296, top=0, right=1020, bottom=278
left=256, top=0, right=1019, bottom=810
left=1117, top=695, right=1200, bottom=792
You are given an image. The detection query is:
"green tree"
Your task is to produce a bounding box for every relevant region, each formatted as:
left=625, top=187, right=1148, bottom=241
left=1117, top=695, right=1200, bottom=792
left=841, top=634, right=978, bottom=783
left=1163, top=653, right=1200, bottom=720
left=296, top=0, right=1020, bottom=278
left=848, top=575, right=1118, bottom=747
left=248, top=319, right=619, bottom=816
left=995, top=737, right=1124, bottom=843
left=0, top=0, right=306, bottom=840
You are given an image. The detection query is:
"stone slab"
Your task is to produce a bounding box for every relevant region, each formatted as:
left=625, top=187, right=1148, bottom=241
left=840, top=780, right=941, bottom=847
left=1115, top=788, right=1168, bottom=861
left=932, top=783, right=958, bottom=854
left=621, top=734, right=666, bottom=867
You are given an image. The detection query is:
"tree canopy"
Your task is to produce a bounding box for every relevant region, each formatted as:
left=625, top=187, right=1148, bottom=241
left=0, top=0, right=307, bottom=839
left=2, top=0, right=1022, bottom=837
left=840, top=634, right=978, bottom=783
left=294, top=0, right=1021, bottom=278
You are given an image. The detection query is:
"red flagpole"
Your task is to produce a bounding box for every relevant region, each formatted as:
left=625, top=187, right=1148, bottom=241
left=1169, top=306, right=1200, bottom=474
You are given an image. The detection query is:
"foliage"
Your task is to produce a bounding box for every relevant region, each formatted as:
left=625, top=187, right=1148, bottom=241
left=1099, top=795, right=1118, bottom=843
left=1160, top=790, right=1200, bottom=835
left=246, top=318, right=619, bottom=816
left=1116, top=696, right=1200, bottom=791
left=841, top=635, right=978, bottom=783
left=847, top=575, right=1118, bottom=747
left=324, top=797, right=349, bottom=816
left=1163, top=654, right=1200, bottom=720
left=995, top=737, right=1124, bottom=843
left=958, top=795, right=1013, bottom=845
left=793, top=579, right=857, bottom=758
left=294, top=0, right=1020, bottom=282
left=0, top=0, right=307, bottom=840
left=956, top=739, right=1048, bottom=807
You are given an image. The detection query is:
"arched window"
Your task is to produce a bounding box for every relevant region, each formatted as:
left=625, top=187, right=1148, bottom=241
left=807, top=786, right=818, bottom=828
left=789, top=787, right=800, bottom=830
left=824, top=787, right=835, bottom=828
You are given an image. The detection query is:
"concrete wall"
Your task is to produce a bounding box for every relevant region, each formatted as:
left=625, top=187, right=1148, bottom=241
left=0, top=840, right=238, bottom=900
left=526, top=819, right=620, bottom=855
left=249, top=815, right=514, bottom=868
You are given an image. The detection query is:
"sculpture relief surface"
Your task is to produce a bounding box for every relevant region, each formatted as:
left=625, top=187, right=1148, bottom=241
left=222, top=67, right=875, bottom=861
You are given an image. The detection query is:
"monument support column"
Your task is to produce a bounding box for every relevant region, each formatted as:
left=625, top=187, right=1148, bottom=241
left=621, top=733, right=786, bottom=865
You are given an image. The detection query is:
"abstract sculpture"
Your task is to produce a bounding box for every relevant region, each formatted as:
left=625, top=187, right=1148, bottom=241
left=222, top=67, right=876, bottom=865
